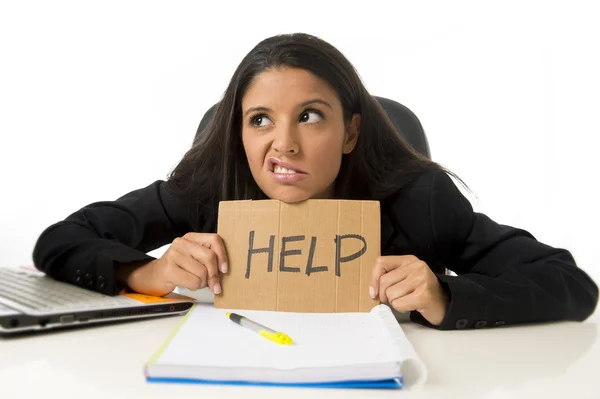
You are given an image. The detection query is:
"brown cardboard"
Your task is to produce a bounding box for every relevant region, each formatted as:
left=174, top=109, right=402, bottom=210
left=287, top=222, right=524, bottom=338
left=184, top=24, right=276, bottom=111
left=214, top=199, right=380, bottom=313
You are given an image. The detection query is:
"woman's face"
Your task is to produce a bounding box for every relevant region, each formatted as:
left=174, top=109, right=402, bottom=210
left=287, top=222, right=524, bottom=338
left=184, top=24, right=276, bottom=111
left=241, top=67, right=360, bottom=203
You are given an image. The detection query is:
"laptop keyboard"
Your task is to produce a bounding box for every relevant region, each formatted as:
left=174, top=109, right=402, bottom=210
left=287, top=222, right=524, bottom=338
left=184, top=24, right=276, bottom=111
left=0, top=268, right=122, bottom=314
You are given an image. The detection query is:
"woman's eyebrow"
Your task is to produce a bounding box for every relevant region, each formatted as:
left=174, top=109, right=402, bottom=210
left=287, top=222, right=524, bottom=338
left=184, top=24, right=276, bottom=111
left=243, top=99, right=332, bottom=118
left=243, top=106, right=271, bottom=118
left=298, top=98, right=332, bottom=109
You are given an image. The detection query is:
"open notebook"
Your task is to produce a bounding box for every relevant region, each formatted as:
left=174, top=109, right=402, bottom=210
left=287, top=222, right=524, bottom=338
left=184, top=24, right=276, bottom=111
left=144, top=303, right=427, bottom=389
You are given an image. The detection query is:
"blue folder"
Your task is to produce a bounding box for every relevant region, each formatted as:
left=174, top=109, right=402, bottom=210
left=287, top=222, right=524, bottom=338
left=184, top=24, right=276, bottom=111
left=146, top=376, right=404, bottom=389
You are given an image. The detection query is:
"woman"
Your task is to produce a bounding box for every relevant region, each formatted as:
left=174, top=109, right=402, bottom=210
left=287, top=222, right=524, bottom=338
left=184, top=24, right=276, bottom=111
left=33, top=33, right=598, bottom=330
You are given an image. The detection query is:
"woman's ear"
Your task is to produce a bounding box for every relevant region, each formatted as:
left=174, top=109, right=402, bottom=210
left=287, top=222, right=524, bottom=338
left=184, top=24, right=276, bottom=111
left=343, top=114, right=361, bottom=154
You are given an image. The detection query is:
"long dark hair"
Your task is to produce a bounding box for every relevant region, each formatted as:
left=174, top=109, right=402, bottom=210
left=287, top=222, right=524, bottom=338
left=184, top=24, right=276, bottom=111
left=167, top=33, right=464, bottom=225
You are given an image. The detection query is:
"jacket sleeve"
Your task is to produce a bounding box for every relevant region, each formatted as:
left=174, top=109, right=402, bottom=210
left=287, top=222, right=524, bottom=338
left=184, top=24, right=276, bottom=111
left=32, top=180, right=197, bottom=295
left=410, top=171, right=599, bottom=330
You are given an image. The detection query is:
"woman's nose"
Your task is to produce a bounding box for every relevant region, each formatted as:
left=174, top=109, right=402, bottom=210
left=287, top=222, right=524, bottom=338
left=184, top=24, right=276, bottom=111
left=272, top=126, right=300, bottom=155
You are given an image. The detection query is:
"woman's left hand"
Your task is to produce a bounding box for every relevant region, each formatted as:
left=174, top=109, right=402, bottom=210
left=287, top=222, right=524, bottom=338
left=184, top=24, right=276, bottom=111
left=370, top=255, right=449, bottom=326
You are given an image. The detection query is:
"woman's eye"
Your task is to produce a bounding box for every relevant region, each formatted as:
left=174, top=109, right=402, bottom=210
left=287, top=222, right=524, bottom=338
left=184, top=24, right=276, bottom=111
left=299, top=110, right=323, bottom=124
left=250, top=115, right=273, bottom=127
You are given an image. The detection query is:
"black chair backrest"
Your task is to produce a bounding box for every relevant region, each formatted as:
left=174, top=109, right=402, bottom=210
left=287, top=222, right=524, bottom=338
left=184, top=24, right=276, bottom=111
left=195, top=96, right=431, bottom=159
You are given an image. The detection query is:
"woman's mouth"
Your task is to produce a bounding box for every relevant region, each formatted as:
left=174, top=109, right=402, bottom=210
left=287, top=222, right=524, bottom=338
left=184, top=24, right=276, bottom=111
left=268, top=158, right=308, bottom=183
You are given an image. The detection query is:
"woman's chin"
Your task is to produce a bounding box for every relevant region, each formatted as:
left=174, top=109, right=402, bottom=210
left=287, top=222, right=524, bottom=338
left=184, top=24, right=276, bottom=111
left=272, top=193, right=310, bottom=204
left=267, top=187, right=313, bottom=203
left=261, top=181, right=334, bottom=203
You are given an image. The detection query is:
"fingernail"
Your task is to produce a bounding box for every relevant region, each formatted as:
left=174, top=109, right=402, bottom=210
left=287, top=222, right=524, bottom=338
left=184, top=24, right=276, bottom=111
left=213, top=283, right=222, bottom=295
left=369, top=286, right=375, bottom=299
left=220, top=263, right=228, bottom=274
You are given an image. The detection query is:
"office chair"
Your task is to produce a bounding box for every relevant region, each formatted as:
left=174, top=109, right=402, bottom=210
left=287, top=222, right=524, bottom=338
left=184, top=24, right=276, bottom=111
left=194, top=96, right=431, bottom=159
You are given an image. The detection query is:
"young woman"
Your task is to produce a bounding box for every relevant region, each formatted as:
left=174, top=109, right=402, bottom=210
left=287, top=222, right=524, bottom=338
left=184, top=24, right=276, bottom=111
left=33, top=33, right=598, bottom=330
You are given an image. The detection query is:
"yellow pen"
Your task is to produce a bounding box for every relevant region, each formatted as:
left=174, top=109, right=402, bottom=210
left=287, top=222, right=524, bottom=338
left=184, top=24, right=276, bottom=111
left=226, top=312, right=293, bottom=345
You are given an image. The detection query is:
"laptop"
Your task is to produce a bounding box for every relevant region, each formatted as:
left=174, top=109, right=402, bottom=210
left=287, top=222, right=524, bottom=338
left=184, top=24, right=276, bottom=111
left=0, top=266, right=195, bottom=335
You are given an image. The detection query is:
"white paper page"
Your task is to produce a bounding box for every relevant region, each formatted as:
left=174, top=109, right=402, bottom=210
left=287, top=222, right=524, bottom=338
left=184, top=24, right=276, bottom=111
left=155, top=304, right=407, bottom=370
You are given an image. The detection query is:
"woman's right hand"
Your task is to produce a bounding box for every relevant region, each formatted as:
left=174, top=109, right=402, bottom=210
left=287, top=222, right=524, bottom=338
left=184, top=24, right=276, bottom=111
left=121, top=233, right=228, bottom=297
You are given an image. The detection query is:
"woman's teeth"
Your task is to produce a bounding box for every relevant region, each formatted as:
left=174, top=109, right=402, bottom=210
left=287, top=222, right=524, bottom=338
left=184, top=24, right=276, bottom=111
left=274, top=165, right=297, bottom=174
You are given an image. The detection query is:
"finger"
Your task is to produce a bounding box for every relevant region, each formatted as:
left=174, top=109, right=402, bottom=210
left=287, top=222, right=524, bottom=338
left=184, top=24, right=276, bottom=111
left=186, top=240, right=221, bottom=294
left=165, top=254, right=206, bottom=291
left=370, top=255, right=420, bottom=298
left=174, top=239, right=221, bottom=294
left=389, top=291, right=422, bottom=313
left=185, top=233, right=229, bottom=273
left=378, top=266, right=413, bottom=304
left=384, top=275, right=422, bottom=307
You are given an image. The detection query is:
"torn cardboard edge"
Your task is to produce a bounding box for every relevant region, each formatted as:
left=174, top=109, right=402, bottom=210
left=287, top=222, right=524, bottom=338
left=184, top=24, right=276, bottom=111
left=214, top=199, right=381, bottom=313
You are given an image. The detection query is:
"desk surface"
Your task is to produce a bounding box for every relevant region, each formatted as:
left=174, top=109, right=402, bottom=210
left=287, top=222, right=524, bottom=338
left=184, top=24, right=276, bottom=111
left=1, top=300, right=598, bottom=399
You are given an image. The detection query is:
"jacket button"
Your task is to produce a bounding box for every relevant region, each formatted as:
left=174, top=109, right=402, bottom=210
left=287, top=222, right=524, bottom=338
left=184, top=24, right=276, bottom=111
left=493, top=320, right=506, bottom=327
left=474, top=320, right=487, bottom=329
left=98, top=275, right=106, bottom=289
left=85, top=273, right=94, bottom=286
left=75, top=269, right=82, bottom=283
left=455, top=319, right=469, bottom=329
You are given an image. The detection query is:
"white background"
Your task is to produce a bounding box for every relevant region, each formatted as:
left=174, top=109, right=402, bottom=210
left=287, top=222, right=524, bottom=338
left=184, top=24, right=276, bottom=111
left=1, top=1, right=599, bottom=295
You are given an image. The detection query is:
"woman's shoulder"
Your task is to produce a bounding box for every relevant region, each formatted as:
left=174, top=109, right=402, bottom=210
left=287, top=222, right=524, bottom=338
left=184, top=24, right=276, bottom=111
left=378, top=169, right=474, bottom=254
left=381, top=169, right=469, bottom=211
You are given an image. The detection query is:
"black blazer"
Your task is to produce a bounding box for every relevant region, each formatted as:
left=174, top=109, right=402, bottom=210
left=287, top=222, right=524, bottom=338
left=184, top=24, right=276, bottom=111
left=32, top=170, right=598, bottom=330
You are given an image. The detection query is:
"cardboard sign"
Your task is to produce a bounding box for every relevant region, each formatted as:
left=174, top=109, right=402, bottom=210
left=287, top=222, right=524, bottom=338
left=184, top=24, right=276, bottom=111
left=214, top=199, right=380, bottom=313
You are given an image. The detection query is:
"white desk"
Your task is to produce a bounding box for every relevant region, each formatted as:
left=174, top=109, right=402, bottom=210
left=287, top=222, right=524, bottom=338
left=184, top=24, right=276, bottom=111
left=1, top=302, right=598, bottom=399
